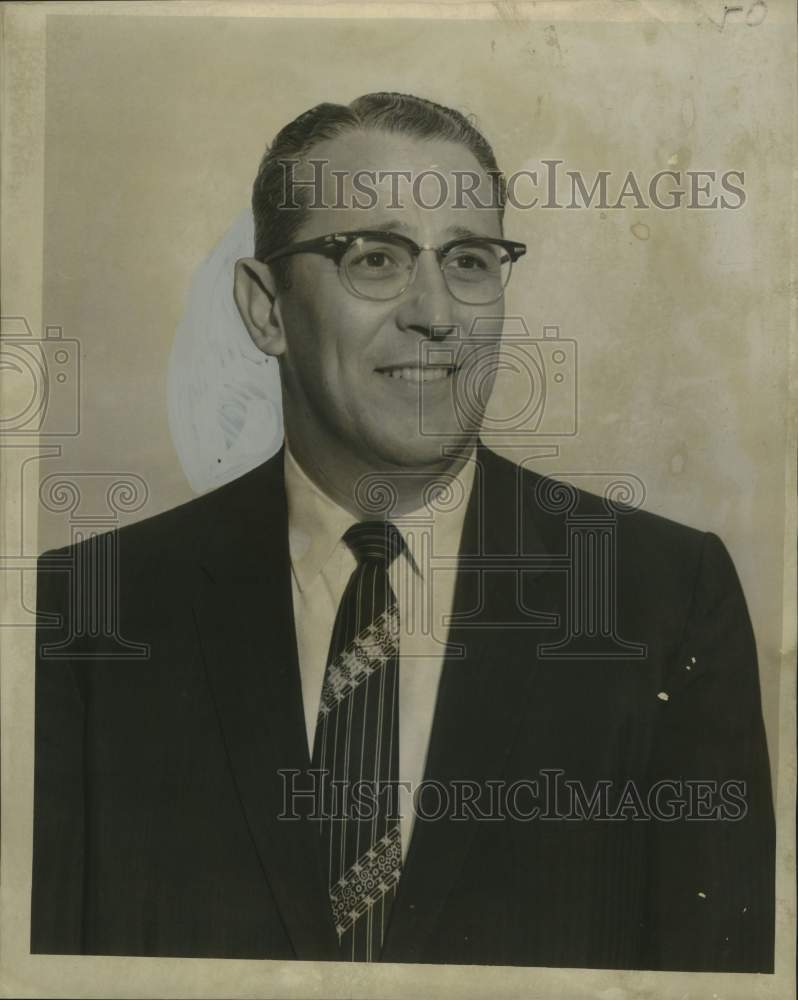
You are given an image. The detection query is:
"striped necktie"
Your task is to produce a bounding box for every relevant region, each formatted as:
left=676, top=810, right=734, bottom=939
left=311, top=520, right=404, bottom=962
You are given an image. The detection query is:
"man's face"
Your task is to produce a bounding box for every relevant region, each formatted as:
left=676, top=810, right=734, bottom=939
left=249, top=130, right=506, bottom=473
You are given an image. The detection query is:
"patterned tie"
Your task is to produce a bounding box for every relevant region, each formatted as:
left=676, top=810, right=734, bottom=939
left=311, top=520, right=404, bottom=962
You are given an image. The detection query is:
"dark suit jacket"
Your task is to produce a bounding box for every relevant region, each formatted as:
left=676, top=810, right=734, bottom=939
left=31, top=444, right=775, bottom=970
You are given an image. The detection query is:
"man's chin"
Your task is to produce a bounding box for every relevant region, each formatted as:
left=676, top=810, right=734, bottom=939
left=365, top=427, right=479, bottom=471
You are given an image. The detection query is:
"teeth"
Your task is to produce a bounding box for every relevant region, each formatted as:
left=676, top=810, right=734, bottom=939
left=381, top=366, right=455, bottom=383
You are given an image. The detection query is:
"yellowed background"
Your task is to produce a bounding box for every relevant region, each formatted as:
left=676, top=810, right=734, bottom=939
left=2, top=2, right=795, bottom=998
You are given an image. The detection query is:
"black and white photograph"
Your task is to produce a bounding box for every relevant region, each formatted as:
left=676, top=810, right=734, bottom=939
left=1, top=2, right=795, bottom=998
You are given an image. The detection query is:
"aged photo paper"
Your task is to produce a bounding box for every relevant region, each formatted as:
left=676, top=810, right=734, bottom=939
left=1, top=1, right=796, bottom=997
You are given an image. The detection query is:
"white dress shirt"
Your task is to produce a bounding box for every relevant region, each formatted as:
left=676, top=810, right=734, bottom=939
left=283, top=445, right=476, bottom=861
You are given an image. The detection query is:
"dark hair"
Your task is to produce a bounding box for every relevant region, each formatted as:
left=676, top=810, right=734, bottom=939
left=251, top=92, right=506, bottom=288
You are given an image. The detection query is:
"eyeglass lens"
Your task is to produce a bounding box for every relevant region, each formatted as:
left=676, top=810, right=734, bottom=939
left=340, top=237, right=511, bottom=304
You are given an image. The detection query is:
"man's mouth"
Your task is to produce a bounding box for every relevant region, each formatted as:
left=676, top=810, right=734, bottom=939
left=374, top=364, right=459, bottom=384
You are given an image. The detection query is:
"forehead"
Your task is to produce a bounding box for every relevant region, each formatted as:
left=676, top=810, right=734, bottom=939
left=290, top=129, right=502, bottom=241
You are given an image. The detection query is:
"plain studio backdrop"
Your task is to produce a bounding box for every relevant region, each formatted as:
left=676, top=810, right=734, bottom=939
left=33, top=14, right=791, bottom=787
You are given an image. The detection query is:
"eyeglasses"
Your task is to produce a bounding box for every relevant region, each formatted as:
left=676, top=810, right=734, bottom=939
left=261, top=229, right=527, bottom=305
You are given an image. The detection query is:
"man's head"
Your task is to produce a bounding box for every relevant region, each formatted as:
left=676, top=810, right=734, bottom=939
left=234, top=92, right=521, bottom=492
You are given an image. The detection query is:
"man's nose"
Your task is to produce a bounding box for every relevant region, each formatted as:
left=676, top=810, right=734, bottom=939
left=393, top=251, right=458, bottom=340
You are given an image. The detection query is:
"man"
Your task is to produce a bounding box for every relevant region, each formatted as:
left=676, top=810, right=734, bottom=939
left=31, top=92, right=775, bottom=970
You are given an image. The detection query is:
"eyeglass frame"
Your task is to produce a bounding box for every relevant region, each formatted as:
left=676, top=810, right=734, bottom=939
left=259, top=229, right=527, bottom=305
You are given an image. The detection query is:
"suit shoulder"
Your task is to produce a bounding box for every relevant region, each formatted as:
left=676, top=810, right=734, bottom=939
left=38, top=457, right=278, bottom=566
left=485, top=453, right=739, bottom=632
left=483, top=447, right=709, bottom=563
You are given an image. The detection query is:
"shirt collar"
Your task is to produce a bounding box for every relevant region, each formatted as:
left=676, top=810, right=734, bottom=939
left=284, top=442, right=476, bottom=593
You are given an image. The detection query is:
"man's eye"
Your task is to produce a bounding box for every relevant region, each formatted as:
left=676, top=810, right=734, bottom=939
left=364, top=252, right=391, bottom=268
left=450, top=253, right=487, bottom=271
left=349, top=248, right=401, bottom=271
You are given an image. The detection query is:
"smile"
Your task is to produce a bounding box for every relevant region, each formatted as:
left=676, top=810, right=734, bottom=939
left=375, top=365, right=458, bottom=383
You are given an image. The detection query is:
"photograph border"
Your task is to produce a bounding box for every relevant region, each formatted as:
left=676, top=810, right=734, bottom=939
left=1, top=3, right=795, bottom=998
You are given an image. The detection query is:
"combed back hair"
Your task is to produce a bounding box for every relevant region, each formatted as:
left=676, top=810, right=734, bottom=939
left=251, top=92, right=507, bottom=288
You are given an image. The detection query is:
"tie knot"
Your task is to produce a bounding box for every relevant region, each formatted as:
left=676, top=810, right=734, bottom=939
left=344, top=520, right=404, bottom=567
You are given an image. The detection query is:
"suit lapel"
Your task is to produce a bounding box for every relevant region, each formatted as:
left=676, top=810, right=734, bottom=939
left=191, top=449, right=339, bottom=960
left=189, top=444, right=561, bottom=963
left=382, top=446, right=561, bottom=962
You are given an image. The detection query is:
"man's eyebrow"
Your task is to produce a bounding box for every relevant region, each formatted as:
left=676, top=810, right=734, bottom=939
left=364, top=219, right=408, bottom=233
left=445, top=224, right=496, bottom=240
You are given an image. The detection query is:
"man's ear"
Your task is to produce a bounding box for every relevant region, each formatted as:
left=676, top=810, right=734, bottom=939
left=233, top=257, right=287, bottom=357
